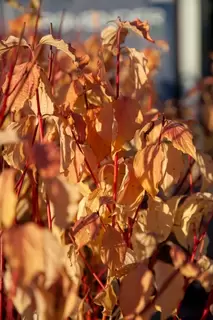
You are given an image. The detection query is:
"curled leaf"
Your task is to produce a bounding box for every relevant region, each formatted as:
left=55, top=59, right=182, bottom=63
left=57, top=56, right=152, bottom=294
left=0, top=35, right=29, bottom=56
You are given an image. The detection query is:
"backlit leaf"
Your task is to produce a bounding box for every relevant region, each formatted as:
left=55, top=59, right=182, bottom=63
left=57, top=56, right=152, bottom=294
left=162, top=120, right=196, bottom=159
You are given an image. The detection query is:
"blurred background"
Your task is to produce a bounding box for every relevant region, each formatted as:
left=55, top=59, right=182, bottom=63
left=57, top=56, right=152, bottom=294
left=1, top=0, right=211, bottom=102
left=2, top=1, right=213, bottom=319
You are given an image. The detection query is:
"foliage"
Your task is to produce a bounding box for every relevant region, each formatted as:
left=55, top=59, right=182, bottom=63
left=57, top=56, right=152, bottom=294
left=1, top=1, right=213, bottom=319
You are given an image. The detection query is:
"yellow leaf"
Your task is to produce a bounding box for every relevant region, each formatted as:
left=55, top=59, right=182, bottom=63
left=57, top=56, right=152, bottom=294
left=93, top=279, right=118, bottom=315
left=119, top=263, right=154, bottom=316
left=196, top=151, right=213, bottom=191
left=137, top=196, right=173, bottom=242
left=133, top=143, right=167, bottom=196
left=30, top=69, right=56, bottom=116
left=162, top=120, right=196, bottom=159
left=44, top=175, right=83, bottom=229
left=2, top=63, right=40, bottom=113
left=3, top=223, right=65, bottom=287
left=100, top=225, right=127, bottom=272
left=0, top=169, right=17, bottom=228
left=39, top=34, right=76, bottom=59
left=173, top=192, right=213, bottom=249
left=131, top=227, right=158, bottom=261
left=0, top=35, right=29, bottom=56
left=154, top=261, right=184, bottom=319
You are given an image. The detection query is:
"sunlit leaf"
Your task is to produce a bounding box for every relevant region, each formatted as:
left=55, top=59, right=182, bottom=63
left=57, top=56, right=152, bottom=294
left=44, top=176, right=83, bottom=229
left=133, top=143, right=167, bottom=197
left=0, top=35, right=29, bottom=56
left=100, top=225, right=127, bottom=272
left=0, top=169, right=17, bottom=228
left=119, top=263, right=153, bottom=316
left=162, top=120, right=196, bottom=159
left=153, top=261, right=184, bottom=319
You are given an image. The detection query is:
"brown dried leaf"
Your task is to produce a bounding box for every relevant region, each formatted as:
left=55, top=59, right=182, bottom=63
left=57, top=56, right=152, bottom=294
left=121, top=19, right=155, bottom=43
left=133, top=143, right=167, bottom=197
left=162, top=120, right=196, bottom=159
left=44, top=176, right=82, bottom=229
left=0, top=169, right=17, bottom=228
left=0, top=35, right=29, bottom=56
left=119, top=263, right=153, bottom=316
left=153, top=261, right=184, bottom=319
left=2, top=62, right=40, bottom=113
left=100, top=225, right=127, bottom=271
left=72, top=212, right=101, bottom=249
left=3, top=223, right=65, bottom=287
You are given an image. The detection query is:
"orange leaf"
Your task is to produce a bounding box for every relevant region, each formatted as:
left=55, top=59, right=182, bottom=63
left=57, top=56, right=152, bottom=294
left=2, top=62, right=40, bottom=113
left=119, top=263, right=154, bottom=316
left=100, top=226, right=127, bottom=271
left=72, top=212, right=101, bottom=249
left=162, top=120, right=196, bottom=159
left=112, top=97, right=143, bottom=151
left=133, top=143, right=167, bottom=196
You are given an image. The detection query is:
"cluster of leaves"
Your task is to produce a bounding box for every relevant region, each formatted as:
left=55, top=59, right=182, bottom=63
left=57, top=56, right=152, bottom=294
left=1, top=2, right=213, bottom=320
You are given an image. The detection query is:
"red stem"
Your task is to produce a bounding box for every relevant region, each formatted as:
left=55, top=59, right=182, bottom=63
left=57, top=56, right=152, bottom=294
left=46, top=194, right=52, bottom=230
left=48, top=23, right=54, bottom=82
left=68, top=233, right=105, bottom=290
left=188, top=155, right=193, bottom=194
left=51, top=9, right=65, bottom=88
left=112, top=152, right=118, bottom=227
left=31, top=0, right=42, bottom=49
left=35, top=89, right=44, bottom=141
left=0, top=232, right=3, bottom=320
left=0, top=24, right=26, bottom=128
left=200, top=289, right=213, bottom=320
left=116, top=25, right=121, bottom=99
